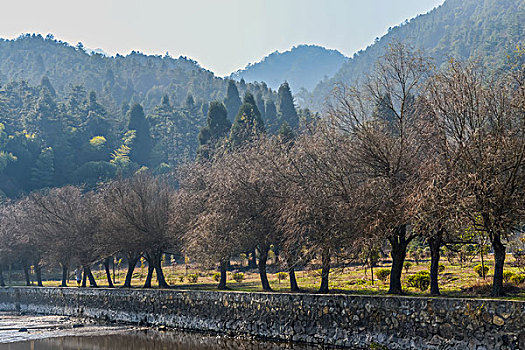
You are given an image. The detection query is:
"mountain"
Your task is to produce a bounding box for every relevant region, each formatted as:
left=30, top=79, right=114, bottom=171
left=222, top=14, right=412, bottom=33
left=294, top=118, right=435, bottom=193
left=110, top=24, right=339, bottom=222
left=0, top=35, right=282, bottom=198
left=229, top=45, right=348, bottom=92
left=0, top=34, right=266, bottom=113
left=306, top=0, right=525, bottom=111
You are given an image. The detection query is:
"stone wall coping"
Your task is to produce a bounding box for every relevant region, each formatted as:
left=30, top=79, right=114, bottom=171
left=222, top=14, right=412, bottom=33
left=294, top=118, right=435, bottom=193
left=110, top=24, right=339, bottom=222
left=1, top=286, right=524, bottom=305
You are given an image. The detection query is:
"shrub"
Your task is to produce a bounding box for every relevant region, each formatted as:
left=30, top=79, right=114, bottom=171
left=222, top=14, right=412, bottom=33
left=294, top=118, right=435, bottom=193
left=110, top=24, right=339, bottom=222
left=403, top=262, right=412, bottom=273
left=353, top=279, right=366, bottom=286
left=376, top=268, right=390, bottom=282
left=510, top=274, right=525, bottom=286
left=474, top=264, right=489, bottom=277
left=213, top=272, right=221, bottom=282
left=186, top=274, right=199, bottom=283
left=276, top=272, right=288, bottom=283
left=369, top=342, right=389, bottom=350
left=503, top=271, right=516, bottom=283
left=232, top=272, right=244, bottom=283
left=406, top=271, right=430, bottom=291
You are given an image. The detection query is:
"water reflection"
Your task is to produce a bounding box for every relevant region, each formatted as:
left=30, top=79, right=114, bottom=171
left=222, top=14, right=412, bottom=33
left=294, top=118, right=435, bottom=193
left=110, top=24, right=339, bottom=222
left=0, top=331, right=328, bottom=350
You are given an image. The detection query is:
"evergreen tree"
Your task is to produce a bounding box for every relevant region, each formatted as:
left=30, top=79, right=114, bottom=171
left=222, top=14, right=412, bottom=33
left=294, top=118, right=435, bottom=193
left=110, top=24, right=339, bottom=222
left=255, top=92, right=266, bottom=120
left=40, top=76, right=56, bottom=97
left=197, top=101, right=231, bottom=159
left=206, top=101, right=231, bottom=139
left=277, top=82, right=298, bottom=129
left=31, top=146, right=54, bottom=189
left=161, top=94, right=170, bottom=107
left=185, top=94, right=195, bottom=111
left=264, top=99, right=279, bottom=134
left=229, top=92, right=265, bottom=147
left=223, top=80, right=241, bottom=120
left=242, top=91, right=259, bottom=112
left=127, top=103, right=152, bottom=166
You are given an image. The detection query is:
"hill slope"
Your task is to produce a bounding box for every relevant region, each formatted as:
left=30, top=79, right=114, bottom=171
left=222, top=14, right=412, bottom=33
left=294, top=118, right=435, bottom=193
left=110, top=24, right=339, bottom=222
left=307, top=0, right=525, bottom=110
left=0, top=34, right=234, bottom=112
left=230, top=45, right=348, bottom=92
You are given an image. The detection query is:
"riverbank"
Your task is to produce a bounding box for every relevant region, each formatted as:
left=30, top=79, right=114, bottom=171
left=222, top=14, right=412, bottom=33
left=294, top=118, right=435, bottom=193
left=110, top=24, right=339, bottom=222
left=0, top=312, right=133, bottom=344
left=0, top=287, right=524, bottom=349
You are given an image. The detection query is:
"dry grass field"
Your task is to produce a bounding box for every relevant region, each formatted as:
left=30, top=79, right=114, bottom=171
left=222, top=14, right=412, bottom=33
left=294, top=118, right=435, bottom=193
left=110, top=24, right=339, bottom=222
left=10, top=254, right=520, bottom=300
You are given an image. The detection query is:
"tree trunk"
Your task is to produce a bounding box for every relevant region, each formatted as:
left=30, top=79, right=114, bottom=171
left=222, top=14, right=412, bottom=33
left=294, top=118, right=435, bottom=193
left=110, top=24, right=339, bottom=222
left=248, top=249, right=257, bottom=269
left=124, top=254, right=139, bottom=288
left=388, top=225, right=410, bottom=295
left=143, top=264, right=154, bottom=288
left=480, top=248, right=486, bottom=279
left=258, top=246, right=272, bottom=291
left=429, top=229, right=443, bottom=296
left=153, top=255, right=169, bottom=289
left=0, top=265, right=5, bottom=287
left=289, top=267, right=300, bottom=292
left=491, top=233, right=506, bottom=297
left=273, top=247, right=280, bottom=265
left=84, top=266, right=98, bottom=287
left=60, top=264, right=68, bottom=287
left=104, top=257, right=114, bottom=288
left=23, top=264, right=30, bottom=286
left=318, top=248, right=330, bottom=293
left=35, top=264, right=43, bottom=287
left=218, top=260, right=228, bottom=290
left=82, top=267, right=87, bottom=287
left=144, top=251, right=169, bottom=288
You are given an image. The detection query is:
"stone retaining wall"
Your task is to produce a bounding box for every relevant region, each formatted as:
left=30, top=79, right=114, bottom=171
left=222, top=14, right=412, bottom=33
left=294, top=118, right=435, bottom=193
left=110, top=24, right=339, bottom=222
left=0, top=287, right=524, bottom=349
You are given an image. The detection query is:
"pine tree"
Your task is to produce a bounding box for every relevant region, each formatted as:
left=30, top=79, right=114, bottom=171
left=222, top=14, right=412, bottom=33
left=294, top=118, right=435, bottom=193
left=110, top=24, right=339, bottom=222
left=223, top=80, right=241, bottom=120
left=40, top=76, right=56, bottom=97
left=127, top=103, right=152, bottom=166
left=206, top=101, right=231, bottom=139
left=229, top=92, right=265, bottom=147
left=277, top=82, right=298, bottom=129
left=197, top=102, right=231, bottom=159
left=31, top=147, right=54, bottom=189
left=255, top=92, right=266, bottom=120
left=264, top=99, right=279, bottom=134
left=185, top=94, right=195, bottom=111
left=161, top=94, right=170, bottom=107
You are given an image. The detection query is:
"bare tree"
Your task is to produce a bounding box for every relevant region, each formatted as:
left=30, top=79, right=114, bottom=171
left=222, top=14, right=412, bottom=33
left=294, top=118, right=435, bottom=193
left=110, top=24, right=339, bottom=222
left=177, top=161, right=248, bottom=290
left=425, top=59, right=525, bottom=296
left=31, top=186, right=101, bottom=287
left=327, top=42, right=433, bottom=294
left=101, top=173, right=175, bottom=289
left=277, top=126, right=361, bottom=293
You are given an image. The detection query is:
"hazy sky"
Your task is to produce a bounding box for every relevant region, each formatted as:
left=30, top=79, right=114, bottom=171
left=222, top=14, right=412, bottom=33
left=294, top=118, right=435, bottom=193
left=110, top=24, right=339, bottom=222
left=0, top=0, right=444, bottom=76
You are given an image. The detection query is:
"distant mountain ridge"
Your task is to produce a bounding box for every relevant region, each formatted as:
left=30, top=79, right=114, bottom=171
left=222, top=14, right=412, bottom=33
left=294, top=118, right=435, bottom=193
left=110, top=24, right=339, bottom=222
left=305, top=0, right=525, bottom=111
left=0, top=34, right=237, bottom=112
left=229, top=45, right=348, bottom=92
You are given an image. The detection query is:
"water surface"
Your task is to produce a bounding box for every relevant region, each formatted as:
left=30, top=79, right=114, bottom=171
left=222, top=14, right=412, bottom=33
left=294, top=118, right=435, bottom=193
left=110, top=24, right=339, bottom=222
left=0, top=331, right=326, bottom=350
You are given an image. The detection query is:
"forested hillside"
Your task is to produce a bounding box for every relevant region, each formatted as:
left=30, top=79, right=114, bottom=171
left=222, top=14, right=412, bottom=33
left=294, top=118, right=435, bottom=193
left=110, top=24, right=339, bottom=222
left=0, top=35, right=311, bottom=198
left=0, top=44, right=302, bottom=198
left=306, top=0, right=525, bottom=110
left=0, top=34, right=278, bottom=113
left=230, top=45, right=348, bottom=92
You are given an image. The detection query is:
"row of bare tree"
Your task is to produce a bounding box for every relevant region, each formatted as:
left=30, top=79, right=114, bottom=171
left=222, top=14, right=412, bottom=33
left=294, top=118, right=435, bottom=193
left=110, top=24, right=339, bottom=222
left=0, top=43, right=523, bottom=296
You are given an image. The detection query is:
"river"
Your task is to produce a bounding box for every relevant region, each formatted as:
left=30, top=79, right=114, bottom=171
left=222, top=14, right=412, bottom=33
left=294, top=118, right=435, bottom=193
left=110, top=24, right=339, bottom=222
left=0, top=313, right=328, bottom=350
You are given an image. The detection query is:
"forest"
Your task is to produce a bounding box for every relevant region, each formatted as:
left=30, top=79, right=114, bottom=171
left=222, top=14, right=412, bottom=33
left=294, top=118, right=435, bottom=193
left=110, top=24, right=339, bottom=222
left=0, top=43, right=524, bottom=298
left=307, top=0, right=525, bottom=110
left=0, top=33, right=313, bottom=198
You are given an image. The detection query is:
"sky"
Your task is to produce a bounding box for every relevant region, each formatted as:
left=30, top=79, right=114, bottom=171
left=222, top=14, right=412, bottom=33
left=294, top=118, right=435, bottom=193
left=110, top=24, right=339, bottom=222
left=0, top=0, right=445, bottom=76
